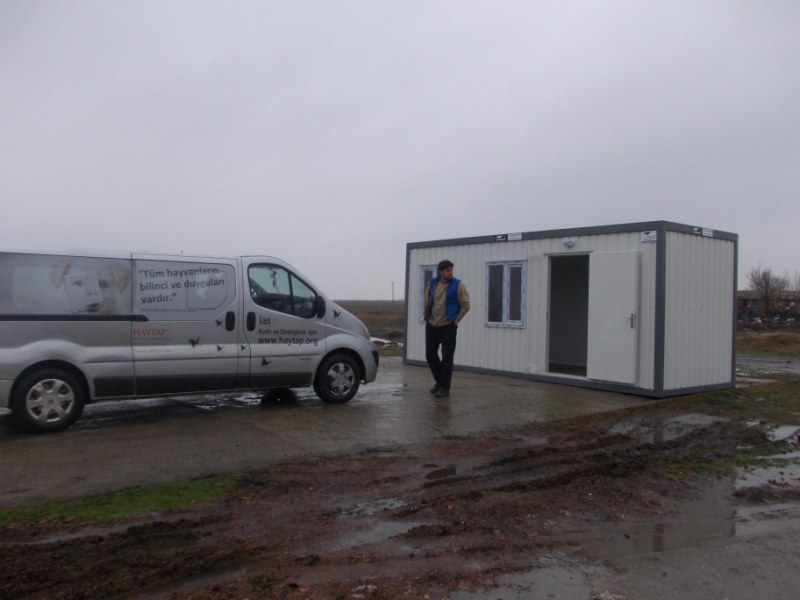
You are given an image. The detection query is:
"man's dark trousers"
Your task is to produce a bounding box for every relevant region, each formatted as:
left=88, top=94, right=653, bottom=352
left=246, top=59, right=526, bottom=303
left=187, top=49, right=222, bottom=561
left=425, top=322, right=458, bottom=391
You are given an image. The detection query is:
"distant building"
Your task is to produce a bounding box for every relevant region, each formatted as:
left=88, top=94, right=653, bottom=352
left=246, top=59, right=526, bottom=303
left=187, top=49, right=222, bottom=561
left=737, top=290, right=799, bottom=322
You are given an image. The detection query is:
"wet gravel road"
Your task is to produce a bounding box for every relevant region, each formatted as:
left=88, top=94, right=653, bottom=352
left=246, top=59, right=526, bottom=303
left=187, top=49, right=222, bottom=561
left=0, top=358, right=647, bottom=506
left=0, top=354, right=794, bottom=508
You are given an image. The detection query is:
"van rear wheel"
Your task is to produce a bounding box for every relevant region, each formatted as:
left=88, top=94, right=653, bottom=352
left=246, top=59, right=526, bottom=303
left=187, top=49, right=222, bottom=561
left=314, top=354, right=360, bottom=404
left=12, top=369, right=86, bottom=433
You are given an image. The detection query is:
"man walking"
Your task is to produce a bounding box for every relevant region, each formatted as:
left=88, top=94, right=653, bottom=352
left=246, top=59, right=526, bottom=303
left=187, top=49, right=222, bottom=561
left=424, top=259, right=470, bottom=398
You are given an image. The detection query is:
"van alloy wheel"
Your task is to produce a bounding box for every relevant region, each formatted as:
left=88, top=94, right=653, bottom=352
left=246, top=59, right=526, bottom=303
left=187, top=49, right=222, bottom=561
left=314, top=354, right=361, bottom=404
left=27, top=378, right=75, bottom=422
left=12, top=369, right=86, bottom=433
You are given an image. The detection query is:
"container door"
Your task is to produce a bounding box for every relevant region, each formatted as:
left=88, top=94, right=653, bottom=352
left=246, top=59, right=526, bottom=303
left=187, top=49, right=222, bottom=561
left=131, top=256, right=242, bottom=395
left=240, top=259, right=326, bottom=389
left=587, top=251, right=639, bottom=384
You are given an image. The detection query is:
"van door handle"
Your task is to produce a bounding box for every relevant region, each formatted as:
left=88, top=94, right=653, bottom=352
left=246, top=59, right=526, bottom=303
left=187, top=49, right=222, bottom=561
left=226, top=311, right=235, bottom=331
left=247, top=312, right=256, bottom=331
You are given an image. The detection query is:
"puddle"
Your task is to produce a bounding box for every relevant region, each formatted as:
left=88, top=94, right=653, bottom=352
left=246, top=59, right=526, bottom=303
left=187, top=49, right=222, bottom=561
left=339, top=497, right=411, bottom=517
left=736, top=502, right=800, bottom=537
left=736, top=424, right=800, bottom=492
left=608, top=413, right=726, bottom=443
left=736, top=356, right=800, bottom=375
left=77, top=392, right=274, bottom=426
left=736, top=375, right=777, bottom=388
left=72, top=377, right=408, bottom=428
left=519, top=434, right=550, bottom=446
left=136, top=563, right=252, bottom=600
left=737, top=452, right=800, bottom=487
left=29, top=514, right=191, bottom=545
left=194, top=394, right=264, bottom=411
left=581, top=476, right=736, bottom=560
left=331, top=519, right=425, bottom=551
left=135, top=518, right=426, bottom=599
left=766, top=425, right=800, bottom=442
left=32, top=522, right=137, bottom=545
left=425, top=465, right=457, bottom=480
left=453, top=561, right=589, bottom=600
left=584, top=445, right=800, bottom=562
left=336, top=496, right=425, bottom=551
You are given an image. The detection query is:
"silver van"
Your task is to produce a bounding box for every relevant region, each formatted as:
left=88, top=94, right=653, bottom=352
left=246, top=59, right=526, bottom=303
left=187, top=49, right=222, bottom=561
left=0, top=249, right=379, bottom=433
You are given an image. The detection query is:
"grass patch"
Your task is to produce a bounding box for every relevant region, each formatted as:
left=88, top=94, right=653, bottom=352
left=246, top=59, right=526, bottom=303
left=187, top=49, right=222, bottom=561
left=701, top=375, right=800, bottom=423
left=737, top=330, right=800, bottom=359
left=653, top=425, right=790, bottom=480
left=0, top=473, right=241, bottom=525
left=634, top=374, right=800, bottom=424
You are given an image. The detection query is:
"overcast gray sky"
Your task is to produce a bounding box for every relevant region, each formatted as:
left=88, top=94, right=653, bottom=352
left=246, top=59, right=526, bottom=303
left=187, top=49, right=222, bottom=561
left=2, top=1, right=798, bottom=299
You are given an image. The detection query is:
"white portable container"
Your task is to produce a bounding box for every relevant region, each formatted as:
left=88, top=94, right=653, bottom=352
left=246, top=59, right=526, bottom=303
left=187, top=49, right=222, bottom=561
left=405, top=221, right=737, bottom=397
left=0, top=249, right=378, bottom=433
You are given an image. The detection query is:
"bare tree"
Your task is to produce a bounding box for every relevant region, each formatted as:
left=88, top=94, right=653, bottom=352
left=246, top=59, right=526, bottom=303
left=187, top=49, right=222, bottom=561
left=748, top=266, right=789, bottom=315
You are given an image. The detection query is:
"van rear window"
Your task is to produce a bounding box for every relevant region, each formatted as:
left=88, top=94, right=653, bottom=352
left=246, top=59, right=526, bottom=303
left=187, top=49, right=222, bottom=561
left=0, top=253, right=132, bottom=316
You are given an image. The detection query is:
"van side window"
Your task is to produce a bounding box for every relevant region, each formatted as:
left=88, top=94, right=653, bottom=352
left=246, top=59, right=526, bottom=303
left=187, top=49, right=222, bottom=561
left=133, top=260, right=235, bottom=320
left=248, top=264, right=317, bottom=318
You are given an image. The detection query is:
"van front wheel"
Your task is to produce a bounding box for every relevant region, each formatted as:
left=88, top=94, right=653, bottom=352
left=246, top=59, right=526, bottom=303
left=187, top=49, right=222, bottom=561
left=314, top=354, right=360, bottom=404
left=12, top=369, right=86, bottom=433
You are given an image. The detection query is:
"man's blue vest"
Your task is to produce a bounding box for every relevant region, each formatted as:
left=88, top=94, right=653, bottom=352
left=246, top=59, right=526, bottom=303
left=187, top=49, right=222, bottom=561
left=428, top=276, right=461, bottom=322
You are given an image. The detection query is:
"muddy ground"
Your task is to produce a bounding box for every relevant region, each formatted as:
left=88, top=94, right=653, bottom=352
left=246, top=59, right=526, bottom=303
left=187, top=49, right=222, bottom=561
left=3, top=409, right=798, bottom=600
left=1, top=305, right=799, bottom=599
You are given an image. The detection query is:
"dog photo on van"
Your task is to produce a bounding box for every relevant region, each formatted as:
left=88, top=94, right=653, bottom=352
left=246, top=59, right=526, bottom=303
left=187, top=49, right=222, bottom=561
left=50, top=259, right=131, bottom=314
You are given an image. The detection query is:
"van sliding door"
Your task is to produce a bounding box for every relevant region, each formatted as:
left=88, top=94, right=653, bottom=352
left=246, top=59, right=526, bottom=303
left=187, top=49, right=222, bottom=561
left=131, top=256, right=242, bottom=396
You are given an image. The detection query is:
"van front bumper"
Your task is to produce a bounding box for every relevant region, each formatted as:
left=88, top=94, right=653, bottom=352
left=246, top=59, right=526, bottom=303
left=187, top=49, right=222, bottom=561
left=360, top=344, right=379, bottom=384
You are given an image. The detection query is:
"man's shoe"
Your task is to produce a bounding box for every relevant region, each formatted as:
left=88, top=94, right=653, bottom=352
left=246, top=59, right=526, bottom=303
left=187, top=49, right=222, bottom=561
left=430, top=383, right=441, bottom=394
left=434, top=388, right=450, bottom=398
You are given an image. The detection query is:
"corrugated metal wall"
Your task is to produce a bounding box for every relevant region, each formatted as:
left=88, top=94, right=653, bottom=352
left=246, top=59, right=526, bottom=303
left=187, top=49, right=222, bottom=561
left=406, top=230, right=660, bottom=388
left=407, top=240, right=534, bottom=375
left=663, top=232, right=735, bottom=390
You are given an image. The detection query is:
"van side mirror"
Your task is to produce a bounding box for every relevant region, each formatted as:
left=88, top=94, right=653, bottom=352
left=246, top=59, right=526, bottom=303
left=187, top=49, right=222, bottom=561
left=316, top=296, right=326, bottom=318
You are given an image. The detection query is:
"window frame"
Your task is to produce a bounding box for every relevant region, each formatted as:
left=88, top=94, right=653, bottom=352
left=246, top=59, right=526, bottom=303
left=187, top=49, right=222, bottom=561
left=485, top=260, right=526, bottom=328
left=248, top=263, right=318, bottom=319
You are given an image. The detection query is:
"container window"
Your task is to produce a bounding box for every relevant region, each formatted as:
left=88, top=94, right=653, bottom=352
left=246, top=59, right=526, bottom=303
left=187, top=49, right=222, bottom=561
left=486, top=261, right=526, bottom=328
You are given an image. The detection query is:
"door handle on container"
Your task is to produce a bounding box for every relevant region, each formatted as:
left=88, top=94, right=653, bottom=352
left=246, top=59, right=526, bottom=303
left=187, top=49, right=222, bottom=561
left=629, top=313, right=637, bottom=329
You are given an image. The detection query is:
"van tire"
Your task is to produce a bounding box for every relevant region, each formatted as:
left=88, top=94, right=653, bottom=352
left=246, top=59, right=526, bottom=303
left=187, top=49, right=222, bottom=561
left=314, top=354, right=360, bottom=404
left=12, top=369, right=86, bottom=433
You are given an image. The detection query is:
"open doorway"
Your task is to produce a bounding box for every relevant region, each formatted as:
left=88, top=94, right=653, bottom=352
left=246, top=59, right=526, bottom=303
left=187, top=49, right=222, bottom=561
left=548, top=254, right=589, bottom=376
